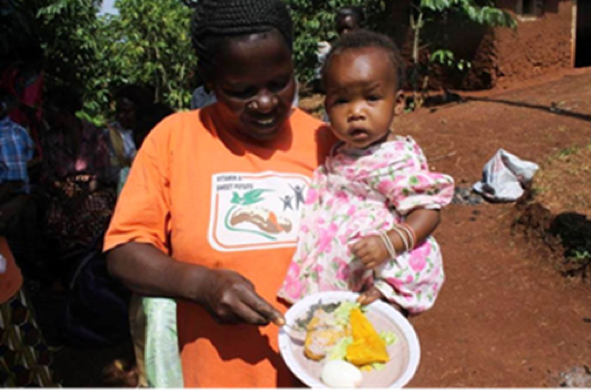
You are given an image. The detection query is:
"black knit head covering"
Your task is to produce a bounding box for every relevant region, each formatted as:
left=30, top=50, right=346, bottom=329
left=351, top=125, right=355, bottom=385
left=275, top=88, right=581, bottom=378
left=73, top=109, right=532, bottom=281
left=190, top=0, right=293, bottom=70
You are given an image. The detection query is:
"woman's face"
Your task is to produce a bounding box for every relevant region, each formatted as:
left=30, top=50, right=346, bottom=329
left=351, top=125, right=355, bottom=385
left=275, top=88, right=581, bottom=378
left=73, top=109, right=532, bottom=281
left=209, top=29, right=296, bottom=142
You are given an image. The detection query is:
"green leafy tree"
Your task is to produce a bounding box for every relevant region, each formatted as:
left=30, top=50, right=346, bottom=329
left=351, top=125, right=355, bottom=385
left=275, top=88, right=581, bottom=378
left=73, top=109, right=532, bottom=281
left=0, top=0, right=113, bottom=124
left=285, top=0, right=386, bottom=85
left=2, top=0, right=518, bottom=120
left=408, top=0, right=516, bottom=106
left=35, top=0, right=104, bottom=88
left=113, top=0, right=197, bottom=109
left=2, top=0, right=198, bottom=122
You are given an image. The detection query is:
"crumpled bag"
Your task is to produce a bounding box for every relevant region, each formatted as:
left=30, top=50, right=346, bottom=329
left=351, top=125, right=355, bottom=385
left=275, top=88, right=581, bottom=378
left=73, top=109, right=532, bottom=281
left=473, top=149, right=539, bottom=202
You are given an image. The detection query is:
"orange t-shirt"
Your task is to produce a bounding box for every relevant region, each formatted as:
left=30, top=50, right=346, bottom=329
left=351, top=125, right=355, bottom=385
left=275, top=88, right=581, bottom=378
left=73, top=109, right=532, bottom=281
left=0, top=236, right=23, bottom=303
left=104, top=106, right=335, bottom=387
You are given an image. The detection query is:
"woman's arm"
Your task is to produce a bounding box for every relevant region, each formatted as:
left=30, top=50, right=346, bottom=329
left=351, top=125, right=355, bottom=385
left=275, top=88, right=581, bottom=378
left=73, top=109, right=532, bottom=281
left=107, top=242, right=285, bottom=326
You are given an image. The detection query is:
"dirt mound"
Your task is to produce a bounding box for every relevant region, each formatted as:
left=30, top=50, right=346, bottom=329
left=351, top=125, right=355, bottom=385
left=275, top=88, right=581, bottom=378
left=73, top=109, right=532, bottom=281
left=533, top=144, right=591, bottom=219
left=514, top=144, right=591, bottom=280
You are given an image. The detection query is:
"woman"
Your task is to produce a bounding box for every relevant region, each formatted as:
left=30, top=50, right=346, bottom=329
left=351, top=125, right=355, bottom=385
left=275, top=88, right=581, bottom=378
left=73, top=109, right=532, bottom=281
left=41, top=86, right=116, bottom=282
left=104, top=0, right=336, bottom=387
left=0, top=237, right=59, bottom=387
left=107, top=84, right=152, bottom=187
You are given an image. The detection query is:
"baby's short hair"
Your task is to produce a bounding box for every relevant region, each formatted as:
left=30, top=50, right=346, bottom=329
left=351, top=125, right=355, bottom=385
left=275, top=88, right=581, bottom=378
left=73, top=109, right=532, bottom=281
left=323, top=29, right=405, bottom=91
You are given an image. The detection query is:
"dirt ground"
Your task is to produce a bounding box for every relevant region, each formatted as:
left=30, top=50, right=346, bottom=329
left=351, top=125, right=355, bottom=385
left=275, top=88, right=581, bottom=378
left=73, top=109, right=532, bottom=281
left=44, top=68, right=591, bottom=387
left=408, top=203, right=591, bottom=387
left=397, top=68, right=591, bottom=387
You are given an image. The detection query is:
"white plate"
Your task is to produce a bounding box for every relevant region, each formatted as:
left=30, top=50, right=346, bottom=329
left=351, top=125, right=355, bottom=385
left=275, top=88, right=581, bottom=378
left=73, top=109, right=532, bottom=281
left=278, top=291, right=420, bottom=388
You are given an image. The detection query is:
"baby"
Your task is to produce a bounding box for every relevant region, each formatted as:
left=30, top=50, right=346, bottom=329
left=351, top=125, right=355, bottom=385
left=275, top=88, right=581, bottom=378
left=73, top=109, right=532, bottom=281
left=279, top=30, right=454, bottom=315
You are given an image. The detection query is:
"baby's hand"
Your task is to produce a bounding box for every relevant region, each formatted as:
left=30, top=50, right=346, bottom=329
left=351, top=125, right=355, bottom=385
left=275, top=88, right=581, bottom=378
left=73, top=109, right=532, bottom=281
left=357, top=287, right=407, bottom=316
left=350, top=235, right=389, bottom=269
left=357, top=286, right=385, bottom=305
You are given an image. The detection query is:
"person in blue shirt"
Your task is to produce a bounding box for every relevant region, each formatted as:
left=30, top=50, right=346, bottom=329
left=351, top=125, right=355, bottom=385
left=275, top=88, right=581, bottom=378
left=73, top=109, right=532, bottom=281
left=0, top=90, right=34, bottom=193
left=0, top=89, right=34, bottom=232
left=0, top=89, right=39, bottom=278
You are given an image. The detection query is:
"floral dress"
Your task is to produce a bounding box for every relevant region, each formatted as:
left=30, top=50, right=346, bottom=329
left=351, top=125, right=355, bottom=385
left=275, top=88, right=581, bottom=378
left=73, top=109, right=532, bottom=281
left=278, top=137, right=455, bottom=313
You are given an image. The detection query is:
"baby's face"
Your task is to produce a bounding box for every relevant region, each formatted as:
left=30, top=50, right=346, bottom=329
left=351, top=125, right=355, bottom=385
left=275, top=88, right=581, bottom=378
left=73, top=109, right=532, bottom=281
left=325, top=47, right=400, bottom=149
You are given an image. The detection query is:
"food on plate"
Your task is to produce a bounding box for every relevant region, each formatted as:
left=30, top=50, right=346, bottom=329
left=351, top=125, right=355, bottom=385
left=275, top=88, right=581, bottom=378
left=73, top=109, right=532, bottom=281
left=298, top=301, right=397, bottom=373
left=304, top=308, right=349, bottom=360
left=320, top=359, right=363, bottom=388
left=346, top=307, right=389, bottom=366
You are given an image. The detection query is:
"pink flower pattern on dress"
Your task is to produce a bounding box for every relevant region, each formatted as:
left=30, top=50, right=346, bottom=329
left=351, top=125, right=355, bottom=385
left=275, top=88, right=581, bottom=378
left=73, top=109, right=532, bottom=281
left=305, top=188, right=319, bottom=205
left=277, top=137, right=454, bottom=314
left=409, top=242, right=431, bottom=272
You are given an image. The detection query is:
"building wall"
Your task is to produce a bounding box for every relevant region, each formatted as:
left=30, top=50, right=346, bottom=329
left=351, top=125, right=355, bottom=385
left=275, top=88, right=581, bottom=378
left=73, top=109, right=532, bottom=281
left=381, top=0, right=574, bottom=90
left=493, top=0, right=573, bottom=86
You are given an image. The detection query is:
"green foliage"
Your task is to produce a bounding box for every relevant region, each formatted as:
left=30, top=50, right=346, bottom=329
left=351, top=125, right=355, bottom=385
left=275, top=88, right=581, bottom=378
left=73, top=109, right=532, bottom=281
left=2, top=0, right=196, bottom=123
left=285, top=0, right=386, bottom=84
left=36, top=0, right=103, bottom=87
left=39, top=1, right=118, bottom=124
left=430, top=49, right=471, bottom=71
left=414, top=0, right=515, bottom=72
left=285, top=0, right=514, bottom=88
left=3, top=0, right=517, bottom=119
left=418, top=0, right=516, bottom=28
left=113, top=0, right=196, bottom=109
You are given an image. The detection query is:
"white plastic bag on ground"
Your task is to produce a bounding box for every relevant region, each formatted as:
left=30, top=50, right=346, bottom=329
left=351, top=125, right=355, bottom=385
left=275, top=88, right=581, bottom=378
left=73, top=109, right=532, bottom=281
left=473, top=149, right=539, bottom=202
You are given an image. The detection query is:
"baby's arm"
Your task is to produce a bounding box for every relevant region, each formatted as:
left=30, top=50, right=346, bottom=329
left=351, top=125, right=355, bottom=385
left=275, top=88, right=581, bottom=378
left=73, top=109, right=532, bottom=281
left=350, top=208, right=441, bottom=270
left=351, top=208, right=441, bottom=308
left=351, top=137, right=454, bottom=307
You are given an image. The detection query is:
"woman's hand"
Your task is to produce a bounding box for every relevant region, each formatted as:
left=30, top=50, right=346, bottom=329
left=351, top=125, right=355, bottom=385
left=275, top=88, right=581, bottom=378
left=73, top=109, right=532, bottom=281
left=107, top=243, right=285, bottom=327
left=198, top=268, right=285, bottom=326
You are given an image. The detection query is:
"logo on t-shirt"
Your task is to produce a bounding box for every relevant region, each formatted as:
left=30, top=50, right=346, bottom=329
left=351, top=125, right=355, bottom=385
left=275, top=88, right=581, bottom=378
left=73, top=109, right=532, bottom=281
left=208, top=171, right=310, bottom=252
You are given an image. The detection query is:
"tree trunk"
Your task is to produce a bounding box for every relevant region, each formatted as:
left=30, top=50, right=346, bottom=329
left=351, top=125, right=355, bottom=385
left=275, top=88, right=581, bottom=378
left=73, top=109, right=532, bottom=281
left=411, top=10, right=424, bottom=109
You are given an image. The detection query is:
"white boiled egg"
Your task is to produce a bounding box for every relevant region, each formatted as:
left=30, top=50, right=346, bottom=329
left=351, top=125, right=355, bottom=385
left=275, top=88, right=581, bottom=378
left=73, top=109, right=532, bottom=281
left=321, top=361, right=363, bottom=391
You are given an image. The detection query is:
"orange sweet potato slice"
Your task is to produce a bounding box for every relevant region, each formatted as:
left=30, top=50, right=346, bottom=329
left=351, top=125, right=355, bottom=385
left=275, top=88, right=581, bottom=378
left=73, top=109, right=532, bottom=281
left=345, top=308, right=389, bottom=366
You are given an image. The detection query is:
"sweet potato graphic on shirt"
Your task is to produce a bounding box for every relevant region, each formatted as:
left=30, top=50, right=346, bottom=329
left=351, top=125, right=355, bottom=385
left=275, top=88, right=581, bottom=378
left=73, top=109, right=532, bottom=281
left=230, top=205, right=292, bottom=234
left=224, top=188, right=292, bottom=237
